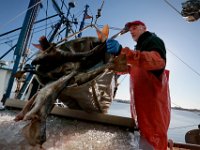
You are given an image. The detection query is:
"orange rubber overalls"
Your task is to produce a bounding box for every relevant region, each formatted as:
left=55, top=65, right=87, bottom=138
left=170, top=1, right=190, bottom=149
left=114, top=46, right=171, bottom=150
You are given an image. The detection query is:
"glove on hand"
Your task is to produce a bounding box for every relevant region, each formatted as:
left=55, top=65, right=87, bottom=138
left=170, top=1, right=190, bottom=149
left=106, top=39, right=122, bottom=55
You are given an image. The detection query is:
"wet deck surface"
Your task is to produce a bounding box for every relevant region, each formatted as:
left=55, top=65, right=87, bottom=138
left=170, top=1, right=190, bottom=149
left=0, top=108, right=135, bottom=150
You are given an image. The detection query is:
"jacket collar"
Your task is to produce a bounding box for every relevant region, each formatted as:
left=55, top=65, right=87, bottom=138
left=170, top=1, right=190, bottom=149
left=136, top=31, right=154, bottom=49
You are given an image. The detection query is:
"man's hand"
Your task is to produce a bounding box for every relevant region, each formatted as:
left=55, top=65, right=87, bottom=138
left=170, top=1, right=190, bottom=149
left=108, top=54, right=128, bottom=73
left=106, top=39, right=122, bottom=55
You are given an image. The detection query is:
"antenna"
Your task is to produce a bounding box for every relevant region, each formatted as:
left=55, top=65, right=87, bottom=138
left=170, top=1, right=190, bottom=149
left=65, top=0, right=76, bottom=37
left=95, top=0, right=105, bottom=24
left=68, top=0, right=75, bottom=8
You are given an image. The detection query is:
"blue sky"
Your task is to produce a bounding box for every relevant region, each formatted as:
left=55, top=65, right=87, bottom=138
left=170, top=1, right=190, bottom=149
left=0, top=0, right=200, bottom=109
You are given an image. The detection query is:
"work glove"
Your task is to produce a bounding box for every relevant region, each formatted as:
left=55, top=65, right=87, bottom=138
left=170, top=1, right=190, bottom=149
left=106, top=39, right=122, bottom=55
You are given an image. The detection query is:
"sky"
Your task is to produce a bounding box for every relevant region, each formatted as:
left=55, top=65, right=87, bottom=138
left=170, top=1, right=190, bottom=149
left=0, top=0, right=200, bottom=109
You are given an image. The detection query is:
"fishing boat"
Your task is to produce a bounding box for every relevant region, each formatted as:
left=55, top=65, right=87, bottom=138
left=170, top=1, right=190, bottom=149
left=0, top=0, right=200, bottom=149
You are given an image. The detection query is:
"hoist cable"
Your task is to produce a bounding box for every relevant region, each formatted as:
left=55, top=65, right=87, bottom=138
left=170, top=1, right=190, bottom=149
left=163, top=0, right=182, bottom=16
left=167, top=48, right=200, bottom=78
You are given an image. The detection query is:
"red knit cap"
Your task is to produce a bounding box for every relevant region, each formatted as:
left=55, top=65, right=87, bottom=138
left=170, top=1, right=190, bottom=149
left=125, top=20, right=146, bottom=29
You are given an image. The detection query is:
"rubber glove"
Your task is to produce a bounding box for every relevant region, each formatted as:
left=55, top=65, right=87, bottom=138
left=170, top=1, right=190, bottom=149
left=106, top=39, right=122, bottom=55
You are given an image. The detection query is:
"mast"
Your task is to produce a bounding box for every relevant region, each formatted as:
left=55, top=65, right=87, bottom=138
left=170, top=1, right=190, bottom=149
left=1, top=0, right=41, bottom=104
left=78, top=5, right=89, bottom=38
left=50, top=0, right=76, bottom=42
left=1, top=1, right=92, bottom=104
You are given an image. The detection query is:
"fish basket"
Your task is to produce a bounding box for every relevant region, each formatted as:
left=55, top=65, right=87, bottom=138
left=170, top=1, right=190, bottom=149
left=35, top=36, right=118, bottom=113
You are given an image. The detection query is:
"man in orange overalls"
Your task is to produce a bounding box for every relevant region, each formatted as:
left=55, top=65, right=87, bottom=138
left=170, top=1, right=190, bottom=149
left=106, top=20, right=171, bottom=150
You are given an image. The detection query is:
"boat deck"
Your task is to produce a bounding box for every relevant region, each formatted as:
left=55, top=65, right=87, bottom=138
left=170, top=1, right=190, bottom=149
left=1, top=99, right=199, bottom=150
left=1, top=108, right=195, bottom=150
left=0, top=108, right=139, bottom=150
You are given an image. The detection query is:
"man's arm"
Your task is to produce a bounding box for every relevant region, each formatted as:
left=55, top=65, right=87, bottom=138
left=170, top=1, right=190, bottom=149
left=121, top=47, right=166, bottom=71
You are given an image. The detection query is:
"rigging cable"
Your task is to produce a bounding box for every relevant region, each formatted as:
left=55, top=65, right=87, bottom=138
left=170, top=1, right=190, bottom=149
left=2, top=0, right=200, bottom=104
left=0, top=0, right=45, bottom=31
left=60, top=0, right=64, bottom=10
left=167, top=48, right=200, bottom=77
left=0, top=14, right=60, bottom=38
left=2, top=12, right=200, bottom=79
left=0, top=20, right=58, bottom=45
left=163, top=0, right=182, bottom=16
left=2, top=24, right=200, bottom=80
left=45, top=0, right=49, bottom=36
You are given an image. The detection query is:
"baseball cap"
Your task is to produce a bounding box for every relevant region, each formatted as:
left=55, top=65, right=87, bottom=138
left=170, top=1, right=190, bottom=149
left=125, top=20, right=146, bottom=29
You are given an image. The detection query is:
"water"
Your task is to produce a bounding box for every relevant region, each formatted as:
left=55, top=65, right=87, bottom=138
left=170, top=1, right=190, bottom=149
left=168, top=109, right=200, bottom=143
left=108, top=101, right=200, bottom=143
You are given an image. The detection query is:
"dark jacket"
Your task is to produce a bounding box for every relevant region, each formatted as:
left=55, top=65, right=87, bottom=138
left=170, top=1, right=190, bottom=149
left=135, top=31, right=166, bottom=77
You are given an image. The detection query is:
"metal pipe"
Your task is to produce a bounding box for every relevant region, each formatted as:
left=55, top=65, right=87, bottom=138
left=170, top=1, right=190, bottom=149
left=110, top=26, right=129, bottom=39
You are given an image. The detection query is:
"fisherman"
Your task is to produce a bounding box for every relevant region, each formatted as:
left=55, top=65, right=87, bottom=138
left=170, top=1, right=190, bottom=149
left=106, top=20, right=171, bottom=150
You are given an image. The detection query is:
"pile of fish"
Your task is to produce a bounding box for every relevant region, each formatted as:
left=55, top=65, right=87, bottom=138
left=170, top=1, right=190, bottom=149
left=181, top=0, right=200, bottom=22
left=14, top=26, right=119, bottom=146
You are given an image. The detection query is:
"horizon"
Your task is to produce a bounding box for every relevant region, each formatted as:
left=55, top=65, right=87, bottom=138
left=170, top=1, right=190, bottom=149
left=113, top=98, right=200, bottom=111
